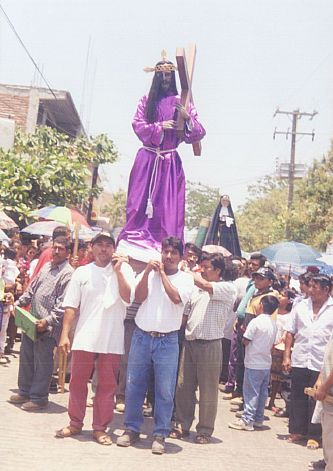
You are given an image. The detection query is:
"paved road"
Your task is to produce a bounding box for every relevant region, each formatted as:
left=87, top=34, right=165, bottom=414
left=0, top=344, right=322, bottom=471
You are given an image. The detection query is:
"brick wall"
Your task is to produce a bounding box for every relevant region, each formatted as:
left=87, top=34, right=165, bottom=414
left=0, top=92, right=30, bottom=131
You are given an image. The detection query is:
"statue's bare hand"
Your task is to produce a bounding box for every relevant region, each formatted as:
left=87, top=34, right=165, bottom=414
left=176, top=103, right=190, bottom=120
left=162, top=120, right=177, bottom=130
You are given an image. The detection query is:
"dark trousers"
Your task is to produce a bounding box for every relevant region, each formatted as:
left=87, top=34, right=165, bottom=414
left=18, top=333, right=56, bottom=403
left=225, top=330, right=238, bottom=389
left=235, top=319, right=245, bottom=394
left=289, top=367, right=322, bottom=438
left=221, top=338, right=231, bottom=383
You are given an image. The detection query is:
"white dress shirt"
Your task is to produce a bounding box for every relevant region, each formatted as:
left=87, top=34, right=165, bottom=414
left=285, top=296, right=333, bottom=371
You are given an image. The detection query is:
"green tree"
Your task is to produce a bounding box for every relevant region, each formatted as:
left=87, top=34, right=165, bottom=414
left=289, top=144, right=333, bottom=249
left=236, top=176, right=289, bottom=251
left=102, top=189, right=127, bottom=229
left=185, top=181, right=220, bottom=230
left=236, top=142, right=333, bottom=252
left=0, top=127, right=119, bottom=226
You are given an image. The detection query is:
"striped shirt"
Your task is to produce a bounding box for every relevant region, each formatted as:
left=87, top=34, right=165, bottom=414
left=185, top=281, right=237, bottom=340
left=17, top=260, right=73, bottom=344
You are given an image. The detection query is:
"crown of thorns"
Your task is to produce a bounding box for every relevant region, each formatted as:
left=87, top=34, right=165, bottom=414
left=143, top=49, right=177, bottom=73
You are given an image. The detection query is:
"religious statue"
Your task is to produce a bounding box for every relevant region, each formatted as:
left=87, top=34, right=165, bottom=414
left=204, top=195, right=241, bottom=257
left=117, top=50, right=206, bottom=261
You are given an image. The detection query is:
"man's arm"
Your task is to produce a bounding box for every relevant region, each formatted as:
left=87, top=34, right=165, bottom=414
left=314, top=370, right=333, bottom=401
left=16, top=280, right=35, bottom=307
left=58, top=307, right=78, bottom=354
left=242, top=337, right=251, bottom=346
left=112, top=255, right=133, bottom=304
left=135, top=261, right=158, bottom=303
left=40, top=271, right=73, bottom=331
left=192, top=272, right=213, bottom=294
left=159, top=268, right=182, bottom=304
left=282, top=332, right=294, bottom=372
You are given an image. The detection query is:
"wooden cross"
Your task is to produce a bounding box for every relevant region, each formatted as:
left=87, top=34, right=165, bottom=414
left=176, top=44, right=202, bottom=156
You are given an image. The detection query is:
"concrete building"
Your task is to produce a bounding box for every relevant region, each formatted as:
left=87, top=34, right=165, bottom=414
left=0, top=83, right=84, bottom=138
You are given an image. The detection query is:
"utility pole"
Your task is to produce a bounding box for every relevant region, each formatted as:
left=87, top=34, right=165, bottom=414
left=273, top=108, right=317, bottom=237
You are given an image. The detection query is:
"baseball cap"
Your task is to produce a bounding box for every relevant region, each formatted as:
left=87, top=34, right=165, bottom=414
left=252, top=267, right=276, bottom=281
left=91, top=231, right=115, bottom=246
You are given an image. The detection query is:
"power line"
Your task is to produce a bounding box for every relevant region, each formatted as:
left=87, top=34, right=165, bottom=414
left=274, top=108, right=317, bottom=237
left=0, top=3, right=57, bottom=99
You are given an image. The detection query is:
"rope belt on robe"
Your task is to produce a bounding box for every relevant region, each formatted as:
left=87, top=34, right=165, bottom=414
left=142, top=146, right=177, bottom=219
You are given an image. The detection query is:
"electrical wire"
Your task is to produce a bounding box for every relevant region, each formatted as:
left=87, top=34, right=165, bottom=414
left=0, top=3, right=57, bottom=99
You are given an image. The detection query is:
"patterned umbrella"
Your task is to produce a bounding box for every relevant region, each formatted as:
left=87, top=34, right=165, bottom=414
left=0, top=210, right=18, bottom=230
left=21, top=221, right=99, bottom=241
left=30, top=206, right=89, bottom=227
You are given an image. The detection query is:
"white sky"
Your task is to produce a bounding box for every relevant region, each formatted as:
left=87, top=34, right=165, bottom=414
left=0, top=0, right=332, bottom=209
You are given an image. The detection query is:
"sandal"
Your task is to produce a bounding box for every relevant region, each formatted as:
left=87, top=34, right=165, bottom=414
left=169, top=427, right=190, bottom=439
left=195, top=433, right=211, bottom=444
left=55, top=425, right=82, bottom=438
left=93, top=431, right=112, bottom=446
left=307, top=439, right=320, bottom=450
left=287, top=433, right=306, bottom=443
left=274, top=408, right=288, bottom=418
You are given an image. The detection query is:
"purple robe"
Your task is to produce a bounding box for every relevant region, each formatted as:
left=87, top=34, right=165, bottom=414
left=117, top=94, right=205, bottom=253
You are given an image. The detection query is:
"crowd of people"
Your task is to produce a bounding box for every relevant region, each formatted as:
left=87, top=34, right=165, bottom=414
left=0, top=226, right=333, bottom=467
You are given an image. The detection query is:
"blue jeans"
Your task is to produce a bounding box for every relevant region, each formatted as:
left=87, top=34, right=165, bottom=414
left=124, top=327, right=179, bottom=437
left=18, top=333, right=56, bottom=403
left=243, top=367, right=270, bottom=425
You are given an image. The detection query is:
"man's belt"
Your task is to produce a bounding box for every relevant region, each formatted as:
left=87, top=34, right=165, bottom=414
left=144, top=330, right=177, bottom=338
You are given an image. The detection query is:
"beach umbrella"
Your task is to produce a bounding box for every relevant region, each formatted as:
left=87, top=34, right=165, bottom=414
left=0, top=210, right=18, bottom=230
left=21, top=221, right=99, bottom=241
left=202, top=244, right=231, bottom=257
left=261, top=241, right=321, bottom=267
left=30, top=206, right=89, bottom=227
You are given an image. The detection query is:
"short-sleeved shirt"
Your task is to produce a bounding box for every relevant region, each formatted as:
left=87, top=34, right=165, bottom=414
left=185, top=281, right=237, bottom=341
left=244, top=314, right=277, bottom=370
left=135, top=270, right=194, bottom=333
left=285, top=296, right=333, bottom=372
left=63, top=262, right=135, bottom=354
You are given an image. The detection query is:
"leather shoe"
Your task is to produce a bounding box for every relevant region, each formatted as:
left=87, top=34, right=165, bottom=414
left=21, top=401, right=48, bottom=411
left=8, top=394, right=29, bottom=404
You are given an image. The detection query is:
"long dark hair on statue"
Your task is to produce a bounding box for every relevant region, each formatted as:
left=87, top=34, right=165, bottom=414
left=145, top=61, right=178, bottom=123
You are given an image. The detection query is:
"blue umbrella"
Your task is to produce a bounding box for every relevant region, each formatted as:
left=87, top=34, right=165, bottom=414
left=261, top=241, right=321, bottom=267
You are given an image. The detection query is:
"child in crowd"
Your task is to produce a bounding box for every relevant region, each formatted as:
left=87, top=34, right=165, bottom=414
left=268, top=288, right=295, bottom=413
left=229, top=295, right=279, bottom=431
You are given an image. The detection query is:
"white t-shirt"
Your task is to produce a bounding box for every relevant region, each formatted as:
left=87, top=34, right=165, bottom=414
left=135, top=269, right=194, bottom=333
left=63, top=262, right=135, bottom=354
left=244, top=314, right=277, bottom=370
